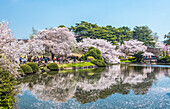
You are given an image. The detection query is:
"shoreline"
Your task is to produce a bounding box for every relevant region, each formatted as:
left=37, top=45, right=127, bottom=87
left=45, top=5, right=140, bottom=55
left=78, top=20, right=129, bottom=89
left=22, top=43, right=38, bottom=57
left=121, top=62, right=170, bottom=65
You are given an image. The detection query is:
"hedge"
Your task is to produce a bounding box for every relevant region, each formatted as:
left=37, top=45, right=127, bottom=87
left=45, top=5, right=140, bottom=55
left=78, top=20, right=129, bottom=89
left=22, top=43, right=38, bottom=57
left=47, top=63, right=59, bottom=71
left=26, top=62, right=39, bottom=73
left=91, top=59, right=106, bottom=67
left=20, top=64, right=33, bottom=74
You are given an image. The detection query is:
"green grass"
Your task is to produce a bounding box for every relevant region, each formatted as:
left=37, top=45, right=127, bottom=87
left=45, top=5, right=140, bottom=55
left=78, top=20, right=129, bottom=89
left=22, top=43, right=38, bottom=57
left=41, top=62, right=95, bottom=72
left=120, top=60, right=131, bottom=63
left=58, top=62, right=95, bottom=68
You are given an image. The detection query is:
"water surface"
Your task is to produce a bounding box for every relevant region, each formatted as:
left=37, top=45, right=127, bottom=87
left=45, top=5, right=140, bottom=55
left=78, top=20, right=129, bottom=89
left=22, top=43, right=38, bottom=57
left=16, top=65, right=170, bottom=109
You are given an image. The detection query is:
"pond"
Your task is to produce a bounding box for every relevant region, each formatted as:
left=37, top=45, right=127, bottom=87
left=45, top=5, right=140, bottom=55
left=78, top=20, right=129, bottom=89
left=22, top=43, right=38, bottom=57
left=16, top=64, right=170, bottom=109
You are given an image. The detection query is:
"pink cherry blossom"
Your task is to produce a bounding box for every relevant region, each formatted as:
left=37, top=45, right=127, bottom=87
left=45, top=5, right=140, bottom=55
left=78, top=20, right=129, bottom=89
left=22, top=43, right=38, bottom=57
left=33, top=27, right=77, bottom=56
left=78, top=38, right=120, bottom=64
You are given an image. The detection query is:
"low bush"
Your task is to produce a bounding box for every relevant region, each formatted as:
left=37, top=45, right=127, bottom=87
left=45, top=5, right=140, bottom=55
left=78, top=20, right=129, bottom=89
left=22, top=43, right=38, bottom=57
left=91, top=59, right=106, bottom=67
left=47, top=63, right=59, bottom=71
left=158, top=57, right=170, bottom=63
left=26, top=62, right=39, bottom=73
left=20, top=64, right=33, bottom=74
left=81, top=46, right=103, bottom=60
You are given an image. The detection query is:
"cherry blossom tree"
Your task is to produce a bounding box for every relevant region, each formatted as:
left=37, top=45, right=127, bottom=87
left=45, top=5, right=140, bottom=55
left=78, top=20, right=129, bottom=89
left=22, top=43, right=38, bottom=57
left=17, top=39, right=45, bottom=57
left=155, top=41, right=170, bottom=55
left=78, top=38, right=120, bottom=64
left=152, top=41, right=165, bottom=55
left=33, top=27, right=77, bottom=58
left=155, top=41, right=165, bottom=49
left=0, top=21, right=20, bottom=75
left=0, top=21, right=46, bottom=76
left=119, top=39, right=148, bottom=56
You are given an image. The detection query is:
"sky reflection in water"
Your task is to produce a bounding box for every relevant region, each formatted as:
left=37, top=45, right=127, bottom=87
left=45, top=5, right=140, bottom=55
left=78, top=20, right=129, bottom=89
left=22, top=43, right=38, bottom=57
left=16, top=65, right=170, bottom=109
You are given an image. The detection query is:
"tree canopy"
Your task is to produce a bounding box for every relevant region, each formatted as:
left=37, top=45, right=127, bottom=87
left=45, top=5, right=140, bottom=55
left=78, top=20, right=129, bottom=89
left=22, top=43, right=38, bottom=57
left=70, top=21, right=155, bottom=46
left=70, top=21, right=133, bottom=44
left=133, top=26, right=155, bottom=46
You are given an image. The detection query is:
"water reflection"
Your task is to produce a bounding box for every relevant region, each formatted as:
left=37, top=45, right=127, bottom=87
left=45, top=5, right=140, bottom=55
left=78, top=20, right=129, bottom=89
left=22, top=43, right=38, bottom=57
left=18, top=65, right=170, bottom=104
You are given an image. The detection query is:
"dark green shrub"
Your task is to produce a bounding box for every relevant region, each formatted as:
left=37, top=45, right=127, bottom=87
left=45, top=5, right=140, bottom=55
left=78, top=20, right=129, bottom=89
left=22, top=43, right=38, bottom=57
left=26, top=62, right=39, bottom=73
left=159, top=57, right=170, bottom=63
left=81, top=46, right=103, bottom=60
left=20, top=64, right=33, bottom=74
left=91, top=59, right=106, bottom=67
left=47, top=63, right=59, bottom=71
left=159, top=57, right=166, bottom=63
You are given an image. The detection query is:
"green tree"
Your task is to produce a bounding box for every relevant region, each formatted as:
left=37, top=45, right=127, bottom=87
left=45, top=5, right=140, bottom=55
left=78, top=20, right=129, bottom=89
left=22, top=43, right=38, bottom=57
left=70, top=21, right=133, bottom=44
left=164, top=32, right=170, bottom=45
left=81, top=47, right=103, bottom=60
left=133, top=26, right=154, bottom=46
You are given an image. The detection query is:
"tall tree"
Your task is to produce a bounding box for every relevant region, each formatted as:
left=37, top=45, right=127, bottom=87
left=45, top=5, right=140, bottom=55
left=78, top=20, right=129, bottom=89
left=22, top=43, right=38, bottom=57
left=133, top=26, right=154, bottom=46
left=0, top=21, right=20, bottom=76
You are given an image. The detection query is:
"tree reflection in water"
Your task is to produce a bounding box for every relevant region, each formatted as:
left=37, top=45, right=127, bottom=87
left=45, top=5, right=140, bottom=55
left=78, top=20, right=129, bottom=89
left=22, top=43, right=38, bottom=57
left=18, top=65, right=170, bottom=104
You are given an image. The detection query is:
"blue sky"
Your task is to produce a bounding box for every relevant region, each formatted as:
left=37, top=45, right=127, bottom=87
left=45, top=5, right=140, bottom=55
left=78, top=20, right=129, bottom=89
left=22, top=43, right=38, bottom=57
left=0, top=0, right=170, bottom=41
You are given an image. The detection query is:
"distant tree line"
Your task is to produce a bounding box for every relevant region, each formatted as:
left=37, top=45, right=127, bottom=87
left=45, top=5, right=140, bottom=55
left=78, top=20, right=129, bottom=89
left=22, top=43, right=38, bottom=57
left=69, top=21, right=157, bottom=46
left=30, top=21, right=160, bottom=47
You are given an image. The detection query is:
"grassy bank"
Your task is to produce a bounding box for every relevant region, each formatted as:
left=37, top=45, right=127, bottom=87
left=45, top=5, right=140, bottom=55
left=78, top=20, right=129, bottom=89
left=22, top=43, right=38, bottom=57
left=120, top=60, right=131, bottom=63
left=58, top=62, right=95, bottom=68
